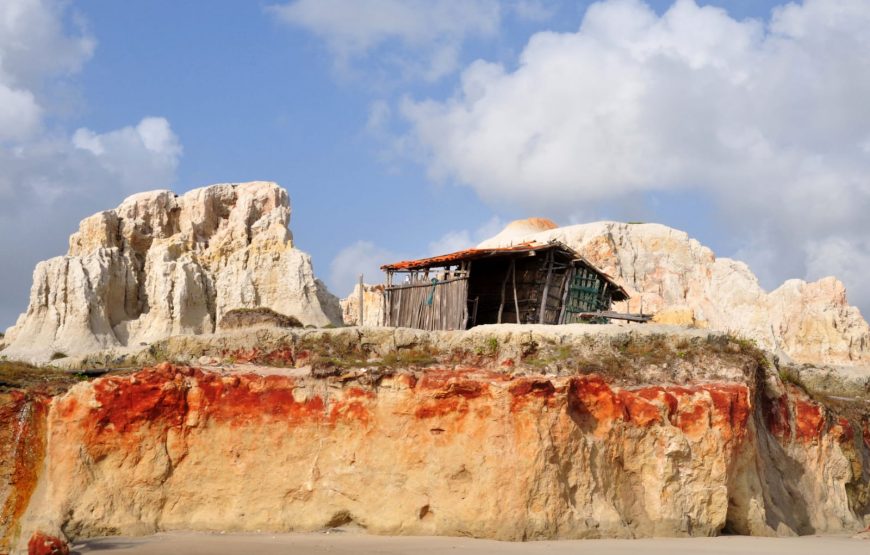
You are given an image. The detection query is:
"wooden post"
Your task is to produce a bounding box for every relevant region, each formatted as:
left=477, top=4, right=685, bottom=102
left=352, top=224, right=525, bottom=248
left=497, top=261, right=510, bottom=324
left=380, top=283, right=387, bottom=327
left=558, top=267, right=573, bottom=324
left=386, top=271, right=394, bottom=327
left=511, top=260, right=520, bottom=323
left=539, top=249, right=555, bottom=324
left=358, top=274, right=365, bottom=326
left=394, top=282, right=402, bottom=328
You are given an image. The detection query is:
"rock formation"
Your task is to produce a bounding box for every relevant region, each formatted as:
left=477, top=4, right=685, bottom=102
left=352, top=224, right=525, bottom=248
left=340, top=283, right=386, bottom=327
left=479, top=220, right=870, bottom=366
left=1, top=182, right=341, bottom=363
left=3, top=326, right=868, bottom=552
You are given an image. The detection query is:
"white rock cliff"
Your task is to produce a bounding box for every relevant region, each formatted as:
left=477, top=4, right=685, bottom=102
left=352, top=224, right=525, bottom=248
left=479, top=221, right=870, bottom=366
left=2, top=182, right=341, bottom=362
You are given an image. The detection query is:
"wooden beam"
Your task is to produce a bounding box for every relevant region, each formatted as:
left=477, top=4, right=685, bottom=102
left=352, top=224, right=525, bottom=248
left=577, top=311, right=652, bottom=323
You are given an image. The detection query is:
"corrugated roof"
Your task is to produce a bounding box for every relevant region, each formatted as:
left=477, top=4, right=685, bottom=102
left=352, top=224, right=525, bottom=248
left=381, top=241, right=629, bottom=300
left=380, top=242, right=549, bottom=271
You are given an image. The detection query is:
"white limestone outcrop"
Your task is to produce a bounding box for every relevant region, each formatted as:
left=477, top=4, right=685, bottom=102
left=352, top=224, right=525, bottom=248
left=479, top=220, right=870, bottom=366
left=2, top=182, right=341, bottom=362
left=340, top=283, right=386, bottom=327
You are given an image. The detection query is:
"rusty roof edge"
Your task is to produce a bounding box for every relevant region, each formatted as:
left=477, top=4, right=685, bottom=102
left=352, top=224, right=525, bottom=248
left=379, top=241, right=547, bottom=271
left=380, top=239, right=630, bottom=299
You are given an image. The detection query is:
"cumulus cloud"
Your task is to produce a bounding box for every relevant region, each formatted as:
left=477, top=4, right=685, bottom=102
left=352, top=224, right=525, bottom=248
left=0, top=0, right=181, bottom=328
left=268, top=0, right=502, bottom=81
left=0, top=85, right=42, bottom=141
left=329, top=240, right=401, bottom=296
left=804, top=237, right=870, bottom=310
left=329, top=216, right=506, bottom=299
left=427, top=216, right=505, bottom=254
left=0, top=118, right=183, bottom=328
left=511, top=0, right=556, bottom=22
left=402, top=0, right=870, bottom=310
left=72, top=117, right=182, bottom=189
left=0, top=0, right=95, bottom=84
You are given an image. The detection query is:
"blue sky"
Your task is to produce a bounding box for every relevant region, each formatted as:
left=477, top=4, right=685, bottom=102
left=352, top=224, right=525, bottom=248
left=3, top=0, right=870, bottom=328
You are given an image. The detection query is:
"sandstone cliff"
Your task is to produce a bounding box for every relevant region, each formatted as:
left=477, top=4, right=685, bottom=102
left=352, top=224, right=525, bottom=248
left=479, top=221, right=870, bottom=366
left=3, top=327, right=869, bottom=553
left=1, top=182, right=341, bottom=363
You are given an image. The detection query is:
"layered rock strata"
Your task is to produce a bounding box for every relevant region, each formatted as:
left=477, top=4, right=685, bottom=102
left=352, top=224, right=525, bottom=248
left=1, top=182, right=341, bottom=363
left=479, top=221, right=870, bottom=366
left=3, top=327, right=868, bottom=553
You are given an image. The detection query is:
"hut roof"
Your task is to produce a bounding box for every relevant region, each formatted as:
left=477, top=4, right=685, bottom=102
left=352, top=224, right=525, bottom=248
left=381, top=241, right=629, bottom=301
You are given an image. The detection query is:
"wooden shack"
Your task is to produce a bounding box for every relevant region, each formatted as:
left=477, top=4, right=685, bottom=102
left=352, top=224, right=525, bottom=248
left=380, top=241, right=630, bottom=331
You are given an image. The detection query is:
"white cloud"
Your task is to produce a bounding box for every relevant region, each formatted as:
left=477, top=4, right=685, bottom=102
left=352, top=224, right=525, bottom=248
left=0, top=117, right=183, bottom=328
left=428, top=229, right=473, bottom=256
left=366, top=99, right=392, bottom=134
left=0, top=0, right=93, bottom=143
left=427, top=216, right=505, bottom=254
left=72, top=117, right=182, bottom=190
left=0, top=84, right=42, bottom=141
left=329, top=217, right=505, bottom=300
left=402, top=0, right=870, bottom=309
left=268, top=0, right=501, bottom=81
left=329, top=240, right=400, bottom=296
left=512, top=0, right=556, bottom=22
left=804, top=237, right=870, bottom=311
left=0, top=0, right=95, bottom=89
left=0, top=1, right=181, bottom=328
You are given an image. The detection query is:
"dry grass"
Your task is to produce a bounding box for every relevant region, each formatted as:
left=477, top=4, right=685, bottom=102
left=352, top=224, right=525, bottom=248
left=0, top=360, right=81, bottom=395
left=220, top=307, right=303, bottom=330
left=517, top=332, right=764, bottom=384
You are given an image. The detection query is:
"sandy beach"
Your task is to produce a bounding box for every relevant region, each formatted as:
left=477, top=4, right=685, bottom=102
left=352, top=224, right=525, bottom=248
left=72, top=531, right=869, bottom=555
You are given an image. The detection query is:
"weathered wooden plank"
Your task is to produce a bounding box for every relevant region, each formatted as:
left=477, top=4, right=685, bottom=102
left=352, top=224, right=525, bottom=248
left=576, top=311, right=652, bottom=323
left=539, top=249, right=555, bottom=324
left=511, top=260, right=520, bottom=323
left=385, top=276, right=468, bottom=291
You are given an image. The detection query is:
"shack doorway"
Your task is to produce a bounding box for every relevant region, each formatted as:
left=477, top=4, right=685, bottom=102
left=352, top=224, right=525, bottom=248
left=466, top=257, right=512, bottom=325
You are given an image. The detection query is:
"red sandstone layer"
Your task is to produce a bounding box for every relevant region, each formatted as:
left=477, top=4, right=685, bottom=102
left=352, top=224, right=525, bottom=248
left=3, top=361, right=868, bottom=553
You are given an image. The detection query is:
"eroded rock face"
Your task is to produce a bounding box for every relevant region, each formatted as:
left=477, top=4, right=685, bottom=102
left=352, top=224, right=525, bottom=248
left=0, top=392, right=49, bottom=554
left=340, top=284, right=386, bottom=327
left=479, top=221, right=870, bottom=365
left=6, top=366, right=866, bottom=547
left=1, top=182, right=341, bottom=362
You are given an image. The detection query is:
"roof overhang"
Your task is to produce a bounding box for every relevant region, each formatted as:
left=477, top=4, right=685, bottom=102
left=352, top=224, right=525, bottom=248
left=381, top=241, right=629, bottom=301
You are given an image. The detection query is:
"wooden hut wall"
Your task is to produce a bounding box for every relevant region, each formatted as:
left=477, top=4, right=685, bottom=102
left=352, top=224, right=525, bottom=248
left=385, top=276, right=468, bottom=330
left=561, top=264, right=613, bottom=323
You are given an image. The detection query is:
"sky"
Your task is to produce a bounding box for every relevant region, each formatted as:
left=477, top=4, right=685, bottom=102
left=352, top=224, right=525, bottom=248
left=2, top=0, right=870, bottom=329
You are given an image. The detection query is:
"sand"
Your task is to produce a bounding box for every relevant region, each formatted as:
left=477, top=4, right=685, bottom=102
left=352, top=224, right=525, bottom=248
left=72, top=531, right=869, bottom=555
